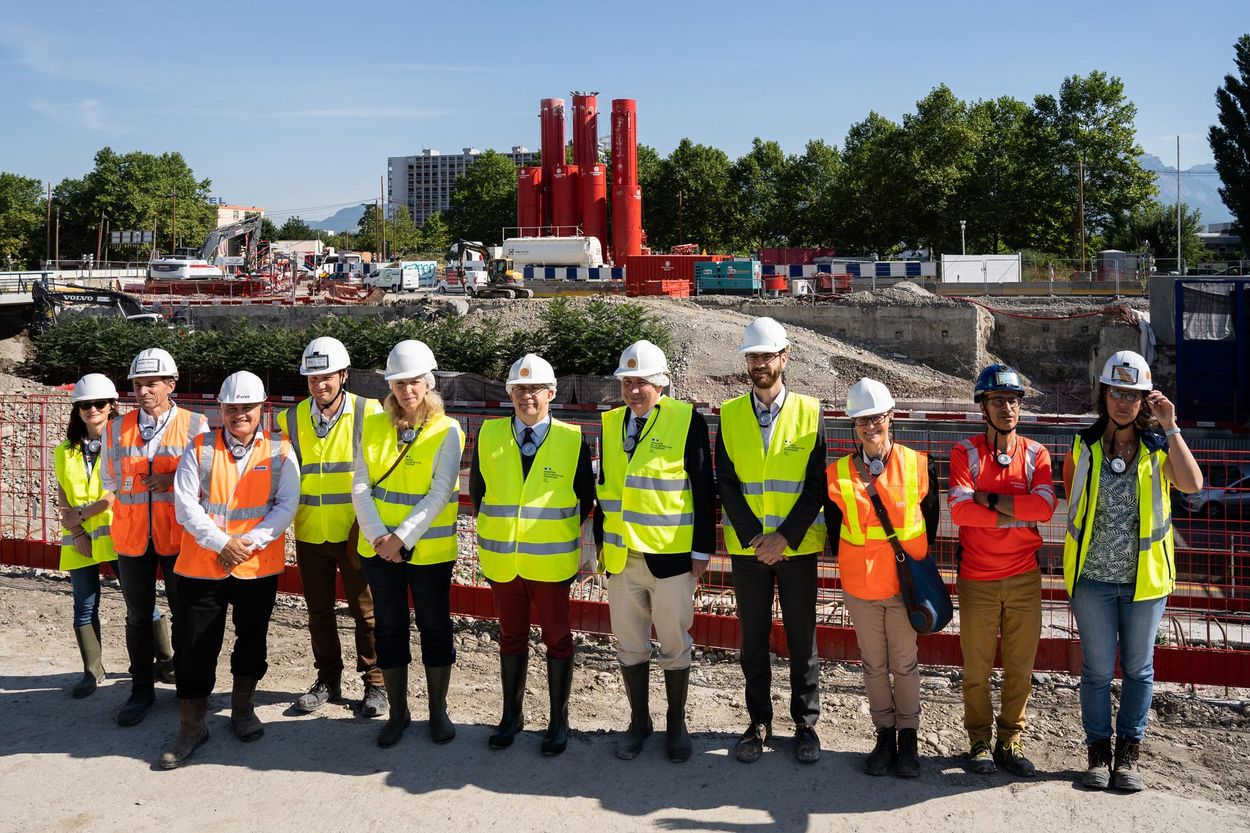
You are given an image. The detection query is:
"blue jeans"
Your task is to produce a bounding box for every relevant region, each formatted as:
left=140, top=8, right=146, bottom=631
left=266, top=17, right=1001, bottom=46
left=359, top=556, right=456, bottom=669
left=1070, top=578, right=1167, bottom=745
left=69, top=565, right=102, bottom=628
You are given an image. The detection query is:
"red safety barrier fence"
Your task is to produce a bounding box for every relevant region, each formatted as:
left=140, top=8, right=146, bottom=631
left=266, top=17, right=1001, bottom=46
left=3, top=394, right=1247, bottom=687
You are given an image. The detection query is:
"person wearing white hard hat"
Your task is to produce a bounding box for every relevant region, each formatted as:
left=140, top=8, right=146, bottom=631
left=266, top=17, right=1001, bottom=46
left=715, top=317, right=826, bottom=764
left=468, top=353, right=597, bottom=756
left=100, top=347, right=209, bottom=727
left=278, top=337, right=387, bottom=718
left=352, top=340, right=465, bottom=749
left=593, top=339, right=716, bottom=763
left=824, top=378, right=938, bottom=778
left=1062, top=350, right=1201, bottom=792
left=160, top=371, right=299, bottom=768
left=54, top=374, right=120, bottom=698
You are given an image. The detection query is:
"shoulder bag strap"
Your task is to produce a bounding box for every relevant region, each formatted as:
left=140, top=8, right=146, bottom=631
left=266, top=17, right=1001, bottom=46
left=850, top=454, right=909, bottom=564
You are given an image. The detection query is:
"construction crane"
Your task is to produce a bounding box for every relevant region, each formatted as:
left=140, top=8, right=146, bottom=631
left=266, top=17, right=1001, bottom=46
left=455, top=240, right=533, bottom=299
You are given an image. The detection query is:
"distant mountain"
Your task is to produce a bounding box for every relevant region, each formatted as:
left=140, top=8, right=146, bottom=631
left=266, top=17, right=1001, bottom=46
left=308, top=205, right=366, bottom=233
left=1138, top=154, right=1232, bottom=227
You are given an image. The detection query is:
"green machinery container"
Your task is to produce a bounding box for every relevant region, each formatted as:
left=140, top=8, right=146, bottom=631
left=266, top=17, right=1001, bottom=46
left=696, top=259, right=762, bottom=293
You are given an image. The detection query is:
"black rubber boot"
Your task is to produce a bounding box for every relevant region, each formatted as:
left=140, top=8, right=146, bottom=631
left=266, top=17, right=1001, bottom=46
left=152, top=617, right=176, bottom=685
left=895, top=728, right=921, bottom=778
left=1111, top=736, right=1144, bottom=792
left=377, top=666, right=411, bottom=748
left=489, top=652, right=528, bottom=750
left=864, top=727, right=897, bottom=776
left=663, top=667, right=693, bottom=763
left=117, top=682, right=156, bottom=727
left=159, top=697, right=209, bottom=770
left=542, top=655, right=574, bottom=757
left=425, top=664, right=456, bottom=744
left=615, top=661, right=653, bottom=760
left=72, top=624, right=105, bottom=699
left=230, top=676, right=264, bottom=742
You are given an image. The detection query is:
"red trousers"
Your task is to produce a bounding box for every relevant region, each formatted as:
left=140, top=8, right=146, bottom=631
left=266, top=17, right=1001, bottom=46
left=489, top=576, right=574, bottom=658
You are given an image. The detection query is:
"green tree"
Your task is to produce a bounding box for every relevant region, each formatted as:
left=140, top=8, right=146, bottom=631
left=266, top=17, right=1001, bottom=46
left=1101, top=200, right=1205, bottom=266
left=53, top=148, right=214, bottom=261
left=260, top=217, right=280, bottom=240
left=957, top=96, right=1033, bottom=253
left=836, top=112, right=907, bottom=256
left=418, top=211, right=452, bottom=256
left=0, top=172, right=45, bottom=269
left=648, top=139, right=734, bottom=252
left=353, top=203, right=380, bottom=254
left=1209, top=33, right=1250, bottom=247
left=386, top=206, right=421, bottom=256
left=445, top=150, right=518, bottom=245
left=777, top=139, right=843, bottom=248
left=896, top=84, right=979, bottom=252
left=276, top=216, right=315, bottom=240
left=728, top=138, right=791, bottom=250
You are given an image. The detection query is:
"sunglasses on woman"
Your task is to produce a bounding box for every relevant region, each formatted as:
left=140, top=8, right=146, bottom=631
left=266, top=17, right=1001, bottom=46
left=77, top=400, right=111, bottom=412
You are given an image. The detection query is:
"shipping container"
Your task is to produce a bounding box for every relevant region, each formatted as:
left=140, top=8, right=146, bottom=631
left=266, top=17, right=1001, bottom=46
left=756, top=247, right=839, bottom=265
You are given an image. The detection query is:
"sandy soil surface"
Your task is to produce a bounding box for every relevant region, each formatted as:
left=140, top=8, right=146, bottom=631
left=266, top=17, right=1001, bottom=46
left=2, top=570, right=1247, bottom=833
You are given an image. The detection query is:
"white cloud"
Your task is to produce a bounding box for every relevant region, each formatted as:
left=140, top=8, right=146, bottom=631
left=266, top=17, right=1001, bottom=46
left=28, top=98, right=111, bottom=131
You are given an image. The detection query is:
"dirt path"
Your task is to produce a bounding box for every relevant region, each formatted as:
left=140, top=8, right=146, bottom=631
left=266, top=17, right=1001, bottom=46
left=1, top=571, right=1247, bottom=833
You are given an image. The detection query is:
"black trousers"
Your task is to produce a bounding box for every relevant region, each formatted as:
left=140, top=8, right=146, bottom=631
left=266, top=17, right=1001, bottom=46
left=114, top=545, right=180, bottom=687
left=174, top=574, right=279, bottom=699
left=359, top=556, right=456, bottom=669
left=731, top=552, right=820, bottom=728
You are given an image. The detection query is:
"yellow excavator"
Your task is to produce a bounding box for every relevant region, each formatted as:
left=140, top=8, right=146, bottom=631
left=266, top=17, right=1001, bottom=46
left=456, top=240, right=533, bottom=299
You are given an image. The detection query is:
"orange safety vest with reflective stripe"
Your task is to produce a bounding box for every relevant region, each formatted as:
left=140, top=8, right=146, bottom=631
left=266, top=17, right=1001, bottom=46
left=106, top=407, right=206, bottom=557
left=825, top=444, right=929, bottom=600
left=175, top=430, right=290, bottom=580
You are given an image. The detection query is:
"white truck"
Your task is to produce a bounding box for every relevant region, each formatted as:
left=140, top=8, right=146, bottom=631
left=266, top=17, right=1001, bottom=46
left=501, top=236, right=604, bottom=268
left=366, top=260, right=438, bottom=293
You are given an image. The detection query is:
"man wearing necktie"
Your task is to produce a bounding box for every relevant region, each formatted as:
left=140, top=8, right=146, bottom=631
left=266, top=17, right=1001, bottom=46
left=469, top=354, right=596, bottom=756
left=715, top=317, right=827, bottom=764
left=594, top=340, right=717, bottom=763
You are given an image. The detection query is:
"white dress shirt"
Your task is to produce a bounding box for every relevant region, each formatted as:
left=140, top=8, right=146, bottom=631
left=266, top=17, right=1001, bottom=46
left=753, top=386, right=787, bottom=453
left=352, top=420, right=465, bottom=549
left=514, top=414, right=551, bottom=446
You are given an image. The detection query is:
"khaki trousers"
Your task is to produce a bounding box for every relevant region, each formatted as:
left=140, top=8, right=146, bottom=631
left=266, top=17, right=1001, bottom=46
left=957, top=569, right=1042, bottom=745
left=608, top=551, right=695, bottom=671
left=843, top=592, right=921, bottom=730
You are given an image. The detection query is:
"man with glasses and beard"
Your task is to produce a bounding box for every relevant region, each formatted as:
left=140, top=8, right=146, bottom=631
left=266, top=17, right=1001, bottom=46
left=714, top=318, right=826, bottom=764
left=947, top=365, right=1056, bottom=777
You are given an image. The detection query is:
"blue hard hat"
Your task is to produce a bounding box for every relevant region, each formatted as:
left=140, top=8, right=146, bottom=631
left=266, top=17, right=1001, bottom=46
left=974, top=364, right=1025, bottom=403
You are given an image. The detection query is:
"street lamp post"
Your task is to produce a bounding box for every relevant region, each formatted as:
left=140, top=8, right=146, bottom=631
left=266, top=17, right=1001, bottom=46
left=960, top=220, right=967, bottom=256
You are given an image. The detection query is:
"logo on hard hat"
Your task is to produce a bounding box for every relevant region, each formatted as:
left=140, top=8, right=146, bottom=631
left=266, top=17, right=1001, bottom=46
left=133, top=358, right=161, bottom=375
left=306, top=354, right=329, bottom=371
left=627, top=358, right=637, bottom=369
left=1111, top=365, right=1139, bottom=385
left=520, top=367, right=531, bottom=378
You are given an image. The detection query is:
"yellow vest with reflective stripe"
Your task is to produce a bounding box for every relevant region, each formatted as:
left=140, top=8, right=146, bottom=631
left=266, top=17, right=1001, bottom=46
left=719, top=392, right=826, bottom=556
left=278, top=394, right=380, bottom=544
left=356, top=411, right=462, bottom=565
left=599, top=396, right=695, bottom=573
left=1063, top=433, right=1174, bottom=601
left=54, top=440, right=117, bottom=570
left=476, top=417, right=583, bottom=583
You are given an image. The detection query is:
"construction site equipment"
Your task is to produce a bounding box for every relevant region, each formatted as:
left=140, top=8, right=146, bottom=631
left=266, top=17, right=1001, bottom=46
left=501, top=236, right=603, bottom=268
left=218, top=371, right=266, bottom=404
left=695, top=259, right=762, bottom=295
left=385, top=340, right=437, bottom=381
left=455, top=241, right=533, bottom=299
left=613, top=340, right=669, bottom=378
left=846, top=378, right=896, bottom=418
left=71, top=373, right=119, bottom=402
left=300, top=337, right=351, bottom=375
left=199, top=213, right=265, bottom=272
left=611, top=99, right=643, bottom=261
left=738, top=317, right=789, bottom=353
left=31, top=282, right=165, bottom=333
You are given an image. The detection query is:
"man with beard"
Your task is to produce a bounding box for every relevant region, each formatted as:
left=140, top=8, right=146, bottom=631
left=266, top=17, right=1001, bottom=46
left=948, top=365, right=1056, bottom=777
left=715, top=317, right=826, bottom=764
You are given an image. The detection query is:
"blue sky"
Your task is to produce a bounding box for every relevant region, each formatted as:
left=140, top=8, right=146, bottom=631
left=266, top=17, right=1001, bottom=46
left=1, top=0, right=1241, bottom=222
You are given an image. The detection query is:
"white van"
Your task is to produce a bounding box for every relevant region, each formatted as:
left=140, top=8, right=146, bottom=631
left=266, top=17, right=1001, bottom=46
left=366, top=261, right=438, bottom=293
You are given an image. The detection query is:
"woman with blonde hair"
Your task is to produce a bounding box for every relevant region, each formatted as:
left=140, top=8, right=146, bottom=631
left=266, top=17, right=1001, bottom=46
left=55, top=373, right=120, bottom=698
left=353, top=340, right=465, bottom=749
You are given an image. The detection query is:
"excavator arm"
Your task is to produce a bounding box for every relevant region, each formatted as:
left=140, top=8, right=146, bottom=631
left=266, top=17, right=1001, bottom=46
left=200, top=213, right=264, bottom=268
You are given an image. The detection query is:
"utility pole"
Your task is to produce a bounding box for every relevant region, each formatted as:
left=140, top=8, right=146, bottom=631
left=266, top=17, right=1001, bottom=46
left=103, top=218, right=110, bottom=265
left=55, top=207, right=60, bottom=266
left=168, top=191, right=178, bottom=254
left=1077, top=155, right=1086, bottom=275
left=95, top=213, right=104, bottom=267
left=45, top=183, right=52, bottom=266
left=1176, top=136, right=1183, bottom=275
left=374, top=199, right=381, bottom=264
left=960, top=219, right=967, bottom=256
left=379, top=175, right=387, bottom=262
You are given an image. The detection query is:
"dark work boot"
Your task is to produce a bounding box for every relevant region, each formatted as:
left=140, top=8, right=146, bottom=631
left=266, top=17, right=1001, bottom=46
left=864, top=727, right=897, bottom=776
left=895, top=728, right=921, bottom=778
left=1111, top=736, right=1143, bottom=792
left=159, top=697, right=209, bottom=770
left=615, top=661, right=653, bottom=760
left=663, top=667, right=693, bottom=763
left=1082, top=738, right=1113, bottom=789
left=542, top=655, right=575, bottom=757
left=425, top=664, right=456, bottom=744
left=489, top=652, right=528, bottom=750
left=117, top=681, right=156, bottom=727
left=377, top=666, right=411, bottom=748
left=72, top=624, right=105, bottom=699
left=152, top=617, right=176, bottom=685
left=230, top=676, right=264, bottom=742
left=293, top=677, right=341, bottom=714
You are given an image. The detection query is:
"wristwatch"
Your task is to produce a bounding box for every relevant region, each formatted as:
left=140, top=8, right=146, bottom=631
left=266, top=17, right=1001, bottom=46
left=986, top=493, right=999, bottom=510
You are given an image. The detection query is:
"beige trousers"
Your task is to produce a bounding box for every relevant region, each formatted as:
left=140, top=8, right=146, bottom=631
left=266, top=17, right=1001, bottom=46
left=607, top=550, right=696, bottom=670
left=843, top=592, right=921, bottom=730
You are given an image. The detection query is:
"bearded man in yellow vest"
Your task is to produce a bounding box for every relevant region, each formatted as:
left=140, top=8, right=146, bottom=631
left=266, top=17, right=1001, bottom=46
left=160, top=371, right=299, bottom=769
left=278, top=337, right=386, bottom=718
left=594, top=340, right=716, bottom=764
left=716, top=318, right=826, bottom=765
left=469, top=354, right=596, bottom=756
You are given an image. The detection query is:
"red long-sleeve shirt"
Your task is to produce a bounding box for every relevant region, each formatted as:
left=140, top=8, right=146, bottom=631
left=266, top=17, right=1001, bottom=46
left=948, top=435, right=1057, bottom=581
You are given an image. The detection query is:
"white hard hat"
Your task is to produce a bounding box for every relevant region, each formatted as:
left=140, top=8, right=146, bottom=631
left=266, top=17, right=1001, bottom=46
left=739, top=316, right=789, bottom=353
left=128, top=348, right=178, bottom=380
left=506, top=353, right=557, bottom=390
left=384, top=339, right=437, bottom=382
left=71, top=373, right=118, bottom=403
left=1099, top=350, right=1153, bottom=391
left=301, top=336, right=350, bottom=375
left=846, top=377, right=896, bottom=418
left=614, top=340, right=669, bottom=379
left=218, top=371, right=267, bottom=405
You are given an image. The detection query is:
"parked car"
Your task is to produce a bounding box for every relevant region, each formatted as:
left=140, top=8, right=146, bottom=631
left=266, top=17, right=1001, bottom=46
left=1182, top=462, right=1250, bottom=518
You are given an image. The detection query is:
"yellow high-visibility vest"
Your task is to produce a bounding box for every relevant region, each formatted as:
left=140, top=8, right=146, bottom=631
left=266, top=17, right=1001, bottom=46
left=476, top=417, right=583, bottom=583
left=54, top=440, right=117, bottom=570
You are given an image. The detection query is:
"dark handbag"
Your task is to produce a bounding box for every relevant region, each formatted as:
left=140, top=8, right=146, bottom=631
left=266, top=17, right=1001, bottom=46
left=852, top=456, right=953, bottom=634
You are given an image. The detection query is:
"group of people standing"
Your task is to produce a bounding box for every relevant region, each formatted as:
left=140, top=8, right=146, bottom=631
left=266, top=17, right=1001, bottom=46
left=51, top=317, right=1201, bottom=792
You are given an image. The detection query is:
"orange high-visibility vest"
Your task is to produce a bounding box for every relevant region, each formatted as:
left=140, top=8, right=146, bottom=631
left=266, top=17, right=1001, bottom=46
left=106, top=407, right=206, bottom=557
left=175, top=430, right=291, bottom=580
left=826, top=445, right=929, bottom=600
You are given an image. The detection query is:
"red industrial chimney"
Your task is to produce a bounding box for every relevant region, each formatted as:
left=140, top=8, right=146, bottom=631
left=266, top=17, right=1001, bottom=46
left=550, top=164, right=580, bottom=237
left=516, top=166, right=543, bottom=238
left=539, top=98, right=566, bottom=234
left=611, top=98, right=642, bottom=261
